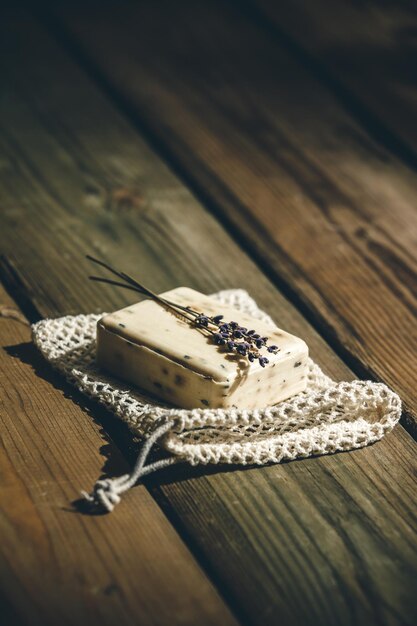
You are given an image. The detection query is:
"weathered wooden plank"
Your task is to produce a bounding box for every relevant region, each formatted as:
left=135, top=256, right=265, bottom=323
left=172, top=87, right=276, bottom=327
left=52, top=0, right=417, bottom=433
left=0, top=284, right=238, bottom=626
left=1, top=8, right=416, bottom=626
left=251, top=0, right=417, bottom=162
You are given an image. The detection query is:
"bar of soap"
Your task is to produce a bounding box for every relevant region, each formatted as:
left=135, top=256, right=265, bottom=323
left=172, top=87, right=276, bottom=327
left=96, top=287, right=309, bottom=410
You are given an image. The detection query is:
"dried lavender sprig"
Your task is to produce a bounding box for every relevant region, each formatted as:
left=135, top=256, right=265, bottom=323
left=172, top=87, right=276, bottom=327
left=89, top=275, right=217, bottom=335
left=87, top=256, right=280, bottom=366
left=89, top=275, right=193, bottom=315
left=87, top=260, right=219, bottom=338
left=201, top=317, right=280, bottom=366
left=88, top=256, right=204, bottom=318
left=87, top=256, right=182, bottom=312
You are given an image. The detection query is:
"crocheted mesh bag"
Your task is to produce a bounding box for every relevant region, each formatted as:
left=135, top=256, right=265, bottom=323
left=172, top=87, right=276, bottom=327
left=32, top=289, right=401, bottom=512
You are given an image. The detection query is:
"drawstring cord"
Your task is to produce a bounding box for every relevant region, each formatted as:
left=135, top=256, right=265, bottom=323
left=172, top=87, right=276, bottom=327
left=81, top=419, right=177, bottom=512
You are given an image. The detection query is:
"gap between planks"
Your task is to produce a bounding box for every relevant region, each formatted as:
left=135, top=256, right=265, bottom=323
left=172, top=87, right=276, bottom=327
left=0, top=282, right=239, bottom=626
left=0, top=7, right=416, bottom=625
left=248, top=0, right=417, bottom=171
left=42, top=0, right=417, bottom=438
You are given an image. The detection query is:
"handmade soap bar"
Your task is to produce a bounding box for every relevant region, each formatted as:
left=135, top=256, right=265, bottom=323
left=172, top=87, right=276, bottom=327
left=96, top=288, right=308, bottom=410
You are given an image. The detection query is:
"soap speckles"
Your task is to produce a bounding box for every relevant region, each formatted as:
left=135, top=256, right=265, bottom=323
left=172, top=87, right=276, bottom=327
left=152, top=380, right=175, bottom=395
left=98, top=288, right=308, bottom=409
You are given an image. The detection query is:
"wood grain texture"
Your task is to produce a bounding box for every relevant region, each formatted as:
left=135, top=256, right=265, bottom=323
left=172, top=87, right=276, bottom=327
left=53, top=0, right=417, bottom=433
left=1, top=8, right=416, bottom=626
left=0, top=283, right=238, bottom=626
left=251, top=0, right=417, bottom=162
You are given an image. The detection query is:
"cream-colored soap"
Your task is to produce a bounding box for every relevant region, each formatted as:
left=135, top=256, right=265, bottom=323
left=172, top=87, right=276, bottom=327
left=96, top=287, right=308, bottom=410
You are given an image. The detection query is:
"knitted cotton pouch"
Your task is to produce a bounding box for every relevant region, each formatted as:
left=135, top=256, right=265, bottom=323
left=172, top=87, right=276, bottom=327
left=32, top=289, right=402, bottom=512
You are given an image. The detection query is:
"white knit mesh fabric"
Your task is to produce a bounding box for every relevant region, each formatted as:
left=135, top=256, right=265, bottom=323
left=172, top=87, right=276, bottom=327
left=32, top=289, right=401, bottom=467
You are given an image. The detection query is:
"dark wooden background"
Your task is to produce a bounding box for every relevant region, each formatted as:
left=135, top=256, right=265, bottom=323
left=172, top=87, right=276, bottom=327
left=0, top=1, right=416, bottom=625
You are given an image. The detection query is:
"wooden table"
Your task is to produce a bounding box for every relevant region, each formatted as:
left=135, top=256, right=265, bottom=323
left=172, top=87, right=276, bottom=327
left=0, top=2, right=416, bottom=624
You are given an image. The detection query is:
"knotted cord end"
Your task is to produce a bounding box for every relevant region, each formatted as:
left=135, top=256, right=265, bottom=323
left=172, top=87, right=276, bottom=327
left=81, top=478, right=123, bottom=512
left=81, top=419, right=176, bottom=513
